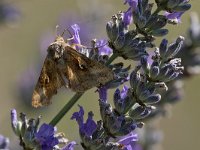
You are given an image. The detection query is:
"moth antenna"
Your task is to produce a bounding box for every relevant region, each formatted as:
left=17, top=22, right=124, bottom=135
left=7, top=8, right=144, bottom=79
left=66, top=28, right=74, bottom=42
left=61, top=29, right=67, bottom=36
left=71, top=42, right=108, bottom=50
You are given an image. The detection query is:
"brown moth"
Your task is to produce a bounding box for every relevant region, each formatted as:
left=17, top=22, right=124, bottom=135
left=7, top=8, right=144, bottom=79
left=32, top=36, right=114, bottom=108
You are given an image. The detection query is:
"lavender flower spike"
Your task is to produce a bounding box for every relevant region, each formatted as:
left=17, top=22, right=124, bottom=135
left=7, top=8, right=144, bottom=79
left=11, top=109, right=72, bottom=150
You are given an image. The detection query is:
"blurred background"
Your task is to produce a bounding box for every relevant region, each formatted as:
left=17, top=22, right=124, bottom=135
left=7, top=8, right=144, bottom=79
left=0, top=0, right=199, bottom=149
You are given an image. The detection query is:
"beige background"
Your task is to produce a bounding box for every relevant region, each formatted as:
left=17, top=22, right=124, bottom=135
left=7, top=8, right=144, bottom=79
left=0, top=0, right=199, bottom=149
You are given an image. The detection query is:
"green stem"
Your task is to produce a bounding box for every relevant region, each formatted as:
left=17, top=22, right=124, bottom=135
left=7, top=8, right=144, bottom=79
left=152, top=7, right=161, bottom=16
left=49, top=92, right=84, bottom=126
left=49, top=53, right=118, bottom=126
left=105, top=52, right=118, bottom=66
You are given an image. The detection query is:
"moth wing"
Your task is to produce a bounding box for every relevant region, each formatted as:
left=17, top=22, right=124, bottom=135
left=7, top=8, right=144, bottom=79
left=62, top=46, right=114, bottom=92
left=32, top=57, right=65, bottom=107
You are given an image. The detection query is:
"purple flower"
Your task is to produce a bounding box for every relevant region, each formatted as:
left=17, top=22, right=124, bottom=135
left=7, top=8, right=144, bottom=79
left=61, top=141, right=76, bottom=150
left=70, top=24, right=87, bottom=53
left=98, top=86, right=108, bottom=102
left=70, top=24, right=81, bottom=45
left=35, top=123, right=59, bottom=150
left=123, top=0, right=138, bottom=26
left=71, top=106, right=97, bottom=137
left=96, top=39, right=113, bottom=56
left=124, top=0, right=138, bottom=10
left=165, top=12, right=184, bottom=24
left=11, top=109, right=19, bottom=135
left=71, top=105, right=84, bottom=127
left=120, top=85, right=129, bottom=99
left=10, top=109, right=72, bottom=149
left=117, top=132, right=139, bottom=150
left=0, top=135, right=9, bottom=149
left=113, top=85, right=130, bottom=113
left=124, top=8, right=133, bottom=27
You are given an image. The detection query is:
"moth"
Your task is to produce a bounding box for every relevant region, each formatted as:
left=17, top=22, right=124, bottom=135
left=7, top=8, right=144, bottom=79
left=32, top=36, right=114, bottom=108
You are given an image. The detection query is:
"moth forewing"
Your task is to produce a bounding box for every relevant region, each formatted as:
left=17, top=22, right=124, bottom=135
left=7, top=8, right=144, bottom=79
left=32, top=36, right=114, bottom=107
left=32, top=37, right=66, bottom=107
left=61, top=45, right=114, bottom=92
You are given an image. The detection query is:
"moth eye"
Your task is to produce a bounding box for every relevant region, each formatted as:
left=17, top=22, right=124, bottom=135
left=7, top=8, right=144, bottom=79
left=79, top=64, right=87, bottom=70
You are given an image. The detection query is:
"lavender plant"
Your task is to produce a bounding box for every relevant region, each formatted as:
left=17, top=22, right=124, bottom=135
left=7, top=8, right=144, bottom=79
left=7, top=0, right=196, bottom=149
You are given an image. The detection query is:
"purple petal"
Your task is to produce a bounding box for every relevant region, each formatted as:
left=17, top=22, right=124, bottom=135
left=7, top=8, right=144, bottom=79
left=165, top=11, right=184, bottom=23
left=72, top=106, right=97, bottom=137
left=118, top=132, right=138, bottom=150
left=123, top=8, right=133, bottom=26
left=61, top=141, right=76, bottom=150
left=71, top=105, right=84, bottom=127
left=96, top=39, right=112, bottom=56
left=118, top=132, right=138, bottom=145
left=98, top=86, right=108, bottom=102
left=125, top=143, right=142, bottom=150
left=120, top=85, right=129, bottom=99
left=71, top=24, right=81, bottom=45
left=35, top=123, right=59, bottom=149
left=81, top=112, right=97, bottom=137
left=124, top=0, right=138, bottom=10
left=11, top=109, right=18, bottom=128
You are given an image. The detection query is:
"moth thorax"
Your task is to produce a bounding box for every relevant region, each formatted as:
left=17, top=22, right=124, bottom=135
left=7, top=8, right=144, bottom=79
left=47, top=43, right=64, bottom=60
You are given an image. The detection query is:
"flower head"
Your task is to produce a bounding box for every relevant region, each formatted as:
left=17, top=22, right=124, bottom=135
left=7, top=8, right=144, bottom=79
left=70, top=24, right=81, bottom=45
left=11, top=109, right=72, bottom=150
left=106, top=10, right=148, bottom=60
left=96, top=39, right=113, bottom=56
left=165, top=11, right=184, bottom=24
left=71, top=105, right=97, bottom=137
left=117, top=132, right=139, bottom=150
left=35, top=123, right=59, bottom=150
left=123, top=8, right=133, bottom=27
left=124, top=0, right=138, bottom=10
left=98, top=86, right=108, bottom=102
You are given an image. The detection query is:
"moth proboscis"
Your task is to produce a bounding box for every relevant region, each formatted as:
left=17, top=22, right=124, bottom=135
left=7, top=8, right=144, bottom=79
left=32, top=36, right=114, bottom=108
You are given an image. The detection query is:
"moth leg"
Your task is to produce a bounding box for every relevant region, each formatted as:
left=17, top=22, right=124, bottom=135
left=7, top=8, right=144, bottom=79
left=66, top=36, right=74, bottom=42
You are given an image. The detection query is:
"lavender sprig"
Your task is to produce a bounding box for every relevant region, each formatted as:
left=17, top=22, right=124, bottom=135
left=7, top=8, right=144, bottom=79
left=11, top=109, right=76, bottom=150
left=135, top=12, right=200, bottom=150
left=71, top=105, right=139, bottom=150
